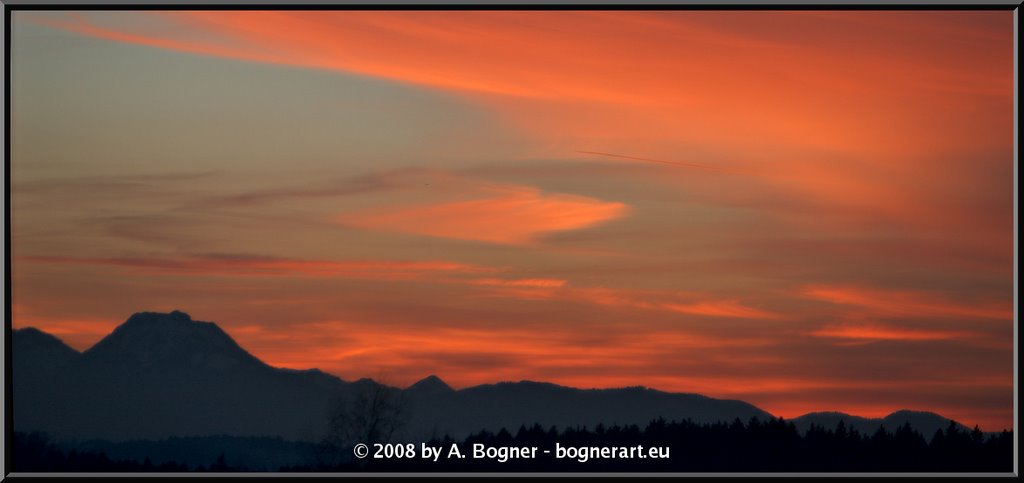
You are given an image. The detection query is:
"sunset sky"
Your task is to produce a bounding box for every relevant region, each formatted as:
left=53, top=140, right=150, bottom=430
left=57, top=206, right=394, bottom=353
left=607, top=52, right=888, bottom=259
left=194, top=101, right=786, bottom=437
left=9, top=10, right=1015, bottom=431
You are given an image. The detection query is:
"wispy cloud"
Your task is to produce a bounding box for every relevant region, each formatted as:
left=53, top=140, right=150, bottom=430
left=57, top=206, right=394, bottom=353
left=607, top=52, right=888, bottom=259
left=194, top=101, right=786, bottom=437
left=575, top=150, right=738, bottom=172
left=20, top=254, right=494, bottom=280
left=470, top=277, right=568, bottom=288
left=337, top=184, right=629, bottom=245
left=801, top=285, right=1011, bottom=321
left=183, top=171, right=413, bottom=209
left=571, top=287, right=779, bottom=320
left=662, top=301, right=778, bottom=319
left=808, top=323, right=975, bottom=342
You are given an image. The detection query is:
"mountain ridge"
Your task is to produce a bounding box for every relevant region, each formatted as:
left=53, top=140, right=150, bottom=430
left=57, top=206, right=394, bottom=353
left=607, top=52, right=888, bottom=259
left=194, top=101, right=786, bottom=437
left=12, top=311, right=980, bottom=442
left=791, top=409, right=969, bottom=441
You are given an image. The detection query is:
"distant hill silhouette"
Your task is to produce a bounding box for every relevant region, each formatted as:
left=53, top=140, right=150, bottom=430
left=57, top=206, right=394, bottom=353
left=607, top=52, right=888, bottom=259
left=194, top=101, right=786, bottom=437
left=403, top=378, right=769, bottom=440
left=12, top=327, right=82, bottom=436
left=10, top=311, right=981, bottom=444
left=405, top=374, right=455, bottom=396
left=12, top=327, right=79, bottom=366
left=792, top=410, right=965, bottom=442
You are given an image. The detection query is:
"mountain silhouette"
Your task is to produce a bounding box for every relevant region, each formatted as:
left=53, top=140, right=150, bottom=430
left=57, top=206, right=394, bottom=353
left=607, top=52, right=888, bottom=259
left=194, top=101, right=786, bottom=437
left=12, top=327, right=79, bottom=374
left=80, top=311, right=265, bottom=371
left=406, top=374, right=455, bottom=396
left=11, top=311, right=972, bottom=443
left=14, top=311, right=349, bottom=441
left=12, top=327, right=82, bottom=435
left=403, top=379, right=770, bottom=440
left=792, top=410, right=966, bottom=441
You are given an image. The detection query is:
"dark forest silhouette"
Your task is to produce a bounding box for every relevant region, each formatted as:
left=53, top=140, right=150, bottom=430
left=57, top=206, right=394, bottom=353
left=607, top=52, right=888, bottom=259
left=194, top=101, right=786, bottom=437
left=15, top=415, right=1013, bottom=472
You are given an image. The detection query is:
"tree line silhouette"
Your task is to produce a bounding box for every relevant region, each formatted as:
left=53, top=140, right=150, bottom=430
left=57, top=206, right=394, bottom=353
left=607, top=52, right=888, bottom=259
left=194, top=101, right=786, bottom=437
left=13, top=416, right=1013, bottom=472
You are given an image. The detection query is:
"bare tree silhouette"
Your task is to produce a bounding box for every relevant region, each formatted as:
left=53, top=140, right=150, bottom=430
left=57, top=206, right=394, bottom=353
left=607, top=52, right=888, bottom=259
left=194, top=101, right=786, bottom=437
left=313, top=379, right=409, bottom=468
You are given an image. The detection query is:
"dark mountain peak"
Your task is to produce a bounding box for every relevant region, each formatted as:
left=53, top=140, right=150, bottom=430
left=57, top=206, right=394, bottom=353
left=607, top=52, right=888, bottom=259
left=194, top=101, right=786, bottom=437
left=791, top=409, right=963, bottom=441
left=791, top=412, right=873, bottom=427
left=98, top=311, right=224, bottom=344
left=883, top=409, right=966, bottom=433
left=350, top=377, right=385, bottom=389
left=12, top=327, right=80, bottom=373
left=798, top=411, right=860, bottom=419
left=13, top=327, right=80, bottom=357
left=13, top=326, right=51, bottom=337
left=123, top=310, right=193, bottom=325
left=277, top=367, right=326, bottom=376
left=81, top=311, right=265, bottom=372
left=407, top=375, right=454, bottom=395
left=613, top=385, right=656, bottom=394
left=885, top=409, right=943, bottom=419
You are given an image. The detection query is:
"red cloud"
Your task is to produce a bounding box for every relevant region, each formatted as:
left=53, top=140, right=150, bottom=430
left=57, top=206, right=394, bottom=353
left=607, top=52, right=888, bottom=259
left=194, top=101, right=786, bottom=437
left=662, top=301, right=777, bottom=319
left=470, top=278, right=568, bottom=288
left=808, top=323, right=974, bottom=342
left=571, top=287, right=778, bottom=319
left=802, top=285, right=1011, bottom=321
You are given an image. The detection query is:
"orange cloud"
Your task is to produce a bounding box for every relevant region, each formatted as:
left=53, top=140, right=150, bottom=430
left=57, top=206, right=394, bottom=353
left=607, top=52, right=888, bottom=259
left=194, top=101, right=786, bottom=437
left=470, top=278, right=568, bottom=288
left=571, top=287, right=777, bottom=319
left=337, top=185, right=628, bottom=245
left=63, top=10, right=1015, bottom=175
left=21, top=253, right=772, bottom=320
left=222, top=318, right=777, bottom=386
left=221, top=316, right=1010, bottom=429
left=464, top=277, right=570, bottom=300
left=662, top=301, right=777, bottom=319
left=802, top=285, right=1011, bottom=321
left=808, top=323, right=975, bottom=342
left=40, top=10, right=1012, bottom=239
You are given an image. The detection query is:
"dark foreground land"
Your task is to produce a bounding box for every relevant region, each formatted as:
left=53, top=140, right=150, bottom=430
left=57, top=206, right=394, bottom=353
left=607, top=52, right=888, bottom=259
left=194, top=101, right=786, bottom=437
left=12, top=416, right=1014, bottom=473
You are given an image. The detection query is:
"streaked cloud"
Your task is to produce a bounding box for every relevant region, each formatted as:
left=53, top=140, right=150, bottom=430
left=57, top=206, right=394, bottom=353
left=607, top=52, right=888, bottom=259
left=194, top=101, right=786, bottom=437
left=20, top=254, right=494, bottom=280
left=337, top=184, right=628, bottom=245
left=808, top=323, right=975, bottom=342
left=570, top=287, right=778, bottom=320
left=802, top=285, right=1011, bottom=321
left=662, top=301, right=778, bottom=319
left=470, top=277, right=568, bottom=288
